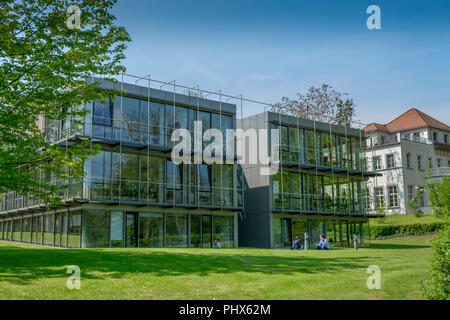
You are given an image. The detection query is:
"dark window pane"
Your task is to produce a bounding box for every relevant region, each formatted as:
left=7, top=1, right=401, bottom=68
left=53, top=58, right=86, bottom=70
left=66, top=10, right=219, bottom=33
left=139, top=212, right=163, bottom=247
left=82, top=209, right=110, bottom=248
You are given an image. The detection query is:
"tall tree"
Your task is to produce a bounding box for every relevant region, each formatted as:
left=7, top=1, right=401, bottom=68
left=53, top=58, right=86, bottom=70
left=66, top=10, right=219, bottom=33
left=271, top=84, right=356, bottom=125
left=0, top=0, right=130, bottom=207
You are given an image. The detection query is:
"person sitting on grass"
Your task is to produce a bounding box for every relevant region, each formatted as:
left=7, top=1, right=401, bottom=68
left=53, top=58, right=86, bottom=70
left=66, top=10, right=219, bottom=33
left=291, top=236, right=302, bottom=250
left=316, top=234, right=330, bottom=250
left=213, top=239, right=222, bottom=248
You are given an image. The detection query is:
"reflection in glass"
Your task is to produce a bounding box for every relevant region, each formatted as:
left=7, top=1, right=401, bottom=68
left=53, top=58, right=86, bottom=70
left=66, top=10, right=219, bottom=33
left=126, top=212, right=138, bottom=248
left=202, top=215, right=212, bottom=247
left=82, top=209, right=110, bottom=248
left=68, top=211, right=81, bottom=248
left=213, top=215, right=234, bottom=248
left=139, top=212, right=163, bottom=248
left=110, top=211, right=124, bottom=247
left=190, top=215, right=201, bottom=247
left=166, top=213, right=188, bottom=247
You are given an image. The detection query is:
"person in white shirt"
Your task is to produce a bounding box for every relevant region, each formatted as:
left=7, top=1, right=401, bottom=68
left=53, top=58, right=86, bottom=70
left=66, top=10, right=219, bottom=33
left=316, top=235, right=330, bottom=250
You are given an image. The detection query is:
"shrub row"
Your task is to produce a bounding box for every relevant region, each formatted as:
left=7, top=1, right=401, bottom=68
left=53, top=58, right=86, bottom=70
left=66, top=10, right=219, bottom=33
left=369, top=222, right=449, bottom=239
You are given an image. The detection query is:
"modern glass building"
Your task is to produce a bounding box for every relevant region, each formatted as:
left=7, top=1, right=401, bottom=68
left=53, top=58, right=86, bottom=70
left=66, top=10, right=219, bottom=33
left=0, top=78, right=242, bottom=248
left=238, top=112, right=379, bottom=249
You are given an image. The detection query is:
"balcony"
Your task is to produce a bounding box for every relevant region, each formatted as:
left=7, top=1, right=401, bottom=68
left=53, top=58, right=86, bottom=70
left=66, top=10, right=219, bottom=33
left=272, top=192, right=366, bottom=216
left=0, top=179, right=243, bottom=215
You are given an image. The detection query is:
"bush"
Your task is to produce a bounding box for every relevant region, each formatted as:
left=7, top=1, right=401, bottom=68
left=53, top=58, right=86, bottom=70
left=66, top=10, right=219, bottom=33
left=422, top=227, right=450, bottom=300
left=370, top=222, right=448, bottom=239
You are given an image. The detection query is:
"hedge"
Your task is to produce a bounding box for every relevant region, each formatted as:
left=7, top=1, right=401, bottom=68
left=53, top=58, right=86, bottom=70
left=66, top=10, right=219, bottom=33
left=369, top=222, right=449, bottom=239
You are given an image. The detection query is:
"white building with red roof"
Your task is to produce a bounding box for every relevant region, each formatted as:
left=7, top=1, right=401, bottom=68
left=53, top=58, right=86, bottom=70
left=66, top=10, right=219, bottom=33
left=363, top=108, right=450, bottom=214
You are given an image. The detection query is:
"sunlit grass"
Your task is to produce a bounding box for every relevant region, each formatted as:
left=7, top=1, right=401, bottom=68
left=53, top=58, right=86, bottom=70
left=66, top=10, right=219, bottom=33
left=0, top=235, right=434, bottom=300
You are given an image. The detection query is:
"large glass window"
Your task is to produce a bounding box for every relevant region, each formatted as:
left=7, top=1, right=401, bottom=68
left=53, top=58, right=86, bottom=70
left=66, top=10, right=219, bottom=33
left=93, top=99, right=112, bottom=126
left=22, top=217, right=31, bottom=243
left=221, top=115, right=233, bottom=155
left=199, top=111, right=211, bottom=149
left=280, top=126, right=289, bottom=162
left=90, top=151, right=112, bottom=200
left=273, top=217, right=291, bottom=248
left=82, top=210, right=110, bottom=248
left=166, top=160, right=182, bottom=203
left=36, top=215, right=42, bottom=244
left=54, top=214, right=61, bottom=246
left=213, top=215, right=234, bottom=248
left=324, top=176, right=335, bottom=213
left=202, top=215, right=212, bottom=247
left=68, top=211, right=81, bottom=248
left=198, top=164, right=211, bottom=205
left=305, top=130, right=316, bottom=165
left=166, top=213, right=188, bottom=247
left=120, top=97, right=140, bottom=142
left=139, top=212, right=164, bottom=248
left=165, top=104, right=175, bottom=147
left=119, top=153, right=139, bottom=201
left=309, top=219, right=323, bottom=246
left=43, top=214, right=54, bottom=245
left=139, top=99, right=149, bottom=144
left=125, top=212, right=138, bottom=248
left=339, top=178, right=351, bottom=213
left=213, top=165, right=233, bottom=207
left=292, top=218, right=308, bottom=247
left=110, top=211, right=124, bottom=248
left=322, top=132, right=331, bottom=167
left=290, top=172, right=301, bottom=210
left=61, top=213, right=67, bottom=247
left=148, top=157, right=165, bottom=203
left=12, top=219, right=21, bottom=241
left=149, top=102, right=165, bottom=145
left=190, top=215, right=201, bottom=247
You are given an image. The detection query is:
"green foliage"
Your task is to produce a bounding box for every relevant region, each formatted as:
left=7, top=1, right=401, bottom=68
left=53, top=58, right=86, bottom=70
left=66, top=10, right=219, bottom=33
left=427, top=176, right=450, bottom=218
left=408, top=188, right=425, bottom=217
left=270, top=84, right=356, bottom=125
left=422, top=227, right=450, bottom=300
left=370, top=222, right=448, bottom=239
left=0, top=0, right=130, bottom=207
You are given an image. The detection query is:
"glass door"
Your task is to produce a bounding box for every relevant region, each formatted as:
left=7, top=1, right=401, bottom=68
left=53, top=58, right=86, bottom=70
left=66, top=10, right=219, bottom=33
left=125, top=212, right=138, bottom=248
left=202, top=215, right=212, bottom=248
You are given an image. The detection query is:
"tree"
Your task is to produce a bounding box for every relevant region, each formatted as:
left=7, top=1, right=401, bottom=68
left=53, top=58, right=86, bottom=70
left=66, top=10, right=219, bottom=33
left=422, top=226, right=449, bottom=300
left=270, top=84, right=356, bottom=125
left=0, top=0, right=130, bottom=207
left=427, top=176, right=450, bottom=218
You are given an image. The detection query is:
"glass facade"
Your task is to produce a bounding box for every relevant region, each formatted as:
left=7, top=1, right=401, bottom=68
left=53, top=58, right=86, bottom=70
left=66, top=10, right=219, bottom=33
left=80, top=150, right=238, bottom=208
left=274, top=216, right=368, bottom=249
left=0, top=96, right=241, bottom=214
left=273, top=170, right=365, bottom=214
left=275, top=124, right=365, bottom=170
left=0, top=210, right=235, bottom=248
left=272, top=123, right=369, bottom=216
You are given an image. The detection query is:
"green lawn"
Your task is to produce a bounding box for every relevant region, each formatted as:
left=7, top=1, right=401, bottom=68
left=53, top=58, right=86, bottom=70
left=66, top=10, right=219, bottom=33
left=371, top=213, right=447, bottom=226
left=0, top=235, right=434, bottom=300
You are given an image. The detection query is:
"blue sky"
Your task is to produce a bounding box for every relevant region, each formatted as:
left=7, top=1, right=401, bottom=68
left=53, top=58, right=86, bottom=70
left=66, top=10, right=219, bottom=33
left=111, top=0, right=450, bottom=125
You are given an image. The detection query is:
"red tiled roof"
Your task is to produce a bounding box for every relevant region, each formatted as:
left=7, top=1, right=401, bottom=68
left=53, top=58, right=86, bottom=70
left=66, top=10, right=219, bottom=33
left=363, top=108, right=450, bottom=133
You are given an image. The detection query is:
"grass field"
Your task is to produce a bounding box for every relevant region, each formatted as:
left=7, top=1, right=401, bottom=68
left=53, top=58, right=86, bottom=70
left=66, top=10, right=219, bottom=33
left=0, top=235, right=434, bottom=300
left=371, top=213, right=447, bottom=226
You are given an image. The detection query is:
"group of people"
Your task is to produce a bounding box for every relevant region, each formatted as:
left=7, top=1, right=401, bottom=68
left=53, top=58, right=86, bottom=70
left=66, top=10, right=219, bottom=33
left=291, top=234, right=330, bottom=250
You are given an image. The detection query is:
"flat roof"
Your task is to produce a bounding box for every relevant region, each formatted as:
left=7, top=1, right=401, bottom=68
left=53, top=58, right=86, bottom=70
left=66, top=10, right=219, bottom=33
left=91, top=77, right=237, bottom=115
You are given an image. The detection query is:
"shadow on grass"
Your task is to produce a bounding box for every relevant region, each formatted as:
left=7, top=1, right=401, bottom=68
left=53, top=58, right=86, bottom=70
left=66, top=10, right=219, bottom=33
left=0, top=242, right=378, bottom=286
